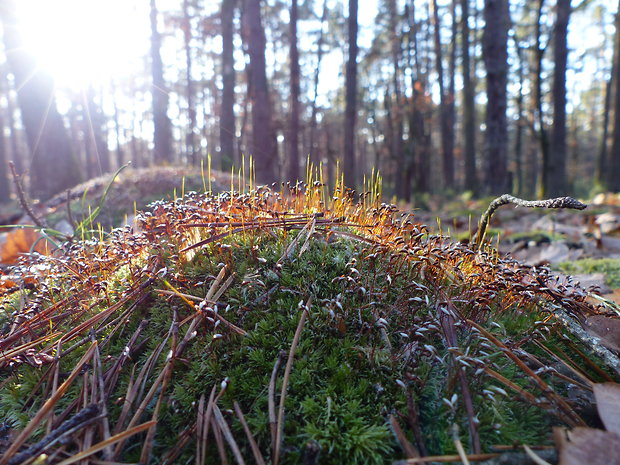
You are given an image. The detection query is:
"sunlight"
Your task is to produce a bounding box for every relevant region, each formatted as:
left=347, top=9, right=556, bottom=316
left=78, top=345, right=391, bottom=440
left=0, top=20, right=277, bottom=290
left=15, top=0, right=150, bottom=89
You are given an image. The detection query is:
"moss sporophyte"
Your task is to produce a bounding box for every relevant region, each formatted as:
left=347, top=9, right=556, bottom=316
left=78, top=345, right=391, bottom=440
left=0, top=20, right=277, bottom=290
left=0, top=182, right=616, bottom=464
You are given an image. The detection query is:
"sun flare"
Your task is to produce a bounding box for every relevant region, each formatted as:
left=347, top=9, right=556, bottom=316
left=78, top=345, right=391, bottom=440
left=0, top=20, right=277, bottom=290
left=15, top=0, right=150, bottom=89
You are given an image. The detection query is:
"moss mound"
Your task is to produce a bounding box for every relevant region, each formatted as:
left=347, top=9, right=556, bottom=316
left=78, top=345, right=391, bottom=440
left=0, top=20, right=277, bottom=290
left=0, top=183, right=616, bottom=464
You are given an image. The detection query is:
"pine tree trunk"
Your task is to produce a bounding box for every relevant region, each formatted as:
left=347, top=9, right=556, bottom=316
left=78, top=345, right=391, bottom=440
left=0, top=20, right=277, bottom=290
left=533, top=0, right=549, bottom=196
left=431, top=0, right=454, bottom=188
left=482, top=0, right=509, bottom=195
left=183, top=0, right=197, bottom=166
left=308, top=0, right=328, bottom=168
left=609, top=0, right=620, bottom=191
left=387, top=0, right=405, bottom=197
left=598, top=63, right=613, bottom=187
left=343, top=0, right=358, bottom=188
left=150, top=0, right=173, bottom=165
left=546, top=0, right=571, bottom=197
left=220, top=0, right=236, bottom=172
left=242, top=0, right=278, bottom=184
left=287, top=0, right=300, bottom=182
left=86, top=87, right=111, bottom=175
left=109, top=79, right=125, bottom=169
left=514, top=44, right=525, bottom=196
left=0, top=110, right=9, bottom=202
left=461, top=0, right=477, bottom=192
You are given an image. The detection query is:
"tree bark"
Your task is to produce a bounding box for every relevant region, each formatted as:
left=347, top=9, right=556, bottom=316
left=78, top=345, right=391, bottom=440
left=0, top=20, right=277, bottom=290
left=308, top=0, right=328, bottom=168
left=546, top=0, right=571, bottom=197
left=220, top=0, right=236, bottom=172
left=287, top=0, right=300, bottom=183
left=150, top=0, right=173, bottom=165
left=242, top=0, right=278, bottom=184
left=109, top=79, right=124, bottom=170
left=183, top=0, right=197, bottom=166
left=343, top=0, right=358, bottom=188
left=0, top=0, right=81, bottom=200
left=514, top=43, right=526, bottom=196
left=533, top=0, right=549, bottom=196
left=431, top=0, right=454, bottom=188
left=0, top=109, right=9, bottom=202
left=482, top=0, right=509, bottom=194
left=461, top=0, right=477, bottom=192
left=609, top=0, right=620, bottom=191
left=387, top=0, right=405, bottom=197
left=598, top=60, right=614, bottom=187
left=84, top=86, right=111, bottom=176
left=406, top=0, right=430, bottom=195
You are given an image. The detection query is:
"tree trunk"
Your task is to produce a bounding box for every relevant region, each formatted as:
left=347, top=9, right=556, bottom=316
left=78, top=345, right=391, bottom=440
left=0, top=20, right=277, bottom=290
left=110, top=79, right=125, bottom=169
left=514, top=43, right=525, bottom=195
left=242, top=0, right=278, bottom=184
left=546, top=0, right=571, bottom=197
left=150, top=0, right=173, bottom=165
left=533, top=0, right=549, bottom=196
left=183, top=0, right=197, bottom=166
left=387, top=0, right=405, bottom=197
left=343, top=0, right=358, bottom=188
left=482, top=0, right=509, bottom=195
left=406, top=0, right=430, bottom=195
left=220, top=0, right=236, bottom=172
left=85, top=86, right=111, bottom=176
left=0, top=0, right=81, bottom=200
left=461, top=0, right=477, bottom=192
left=431, top=0, right=454, bottom=188
left=308, top=0, right=329, bottom=168
left=287, top=0, right=300, bottom=182
left=0, top=109, right=9, bottom=202
left=598, top=61, right=614, bottom=187
left=609, top=0, right=620, bottom=191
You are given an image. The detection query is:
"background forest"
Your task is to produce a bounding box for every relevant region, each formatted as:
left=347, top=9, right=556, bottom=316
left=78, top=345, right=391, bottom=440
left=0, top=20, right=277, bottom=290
left=0, top=0, right=619, bottom=204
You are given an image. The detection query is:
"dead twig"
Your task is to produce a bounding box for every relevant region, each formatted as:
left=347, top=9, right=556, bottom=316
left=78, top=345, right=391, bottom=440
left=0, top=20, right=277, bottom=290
left=8, top=161, right=47, bottom=229
left=269, top=350, right=286, bottom=458
left=273, top=299, right=311, bottom=465
left=473, top=194, right=586, bottom=248
left=6, top=404, right=101, bottom=465
left=388, top=414, right=420, bottom=460
left=233, top=401, right=266, bottom=465
left=0, top=342, right=98, bottom=465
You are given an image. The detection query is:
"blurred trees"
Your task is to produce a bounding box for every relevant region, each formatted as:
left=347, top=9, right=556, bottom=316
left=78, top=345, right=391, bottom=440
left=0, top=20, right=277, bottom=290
left=0, top=0, right=80, bottom=200
left=150, top=0, right=173, bottom=165
left=0, top=0, right=619, bottom=202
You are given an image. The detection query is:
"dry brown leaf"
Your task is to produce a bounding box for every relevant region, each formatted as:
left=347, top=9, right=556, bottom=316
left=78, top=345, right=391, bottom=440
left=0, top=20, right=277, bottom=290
left=593, top=383, right=620, bottom=435
left=584, top=315, right=620, bottom=352
left=558, top=427, right=620, bottom=465
left=0, top=228, right=49, bottom=265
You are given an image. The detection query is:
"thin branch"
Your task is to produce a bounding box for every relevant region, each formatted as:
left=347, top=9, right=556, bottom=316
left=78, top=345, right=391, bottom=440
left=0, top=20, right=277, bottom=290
left=274, top=298, right=311, bottom=465
left=474, top=194, right=586, bottom=248
left=9, top=161, right=47, bottom=229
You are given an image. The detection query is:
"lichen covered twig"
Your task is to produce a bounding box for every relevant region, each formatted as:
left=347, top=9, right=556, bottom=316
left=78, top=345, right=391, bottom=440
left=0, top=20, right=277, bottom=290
left=473, top=194, right=587, bottom=248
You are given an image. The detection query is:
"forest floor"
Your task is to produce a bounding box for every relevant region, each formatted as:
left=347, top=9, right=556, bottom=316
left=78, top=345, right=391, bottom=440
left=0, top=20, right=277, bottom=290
left=1, top=167, right=620, bottom=463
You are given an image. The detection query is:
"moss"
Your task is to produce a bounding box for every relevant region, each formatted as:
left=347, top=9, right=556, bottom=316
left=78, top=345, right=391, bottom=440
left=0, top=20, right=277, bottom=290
left=505, top=229, right=566, bottom=244
left=1, top=187, right=614, bottom=463
left=555, top=257, right=620, bottom=288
